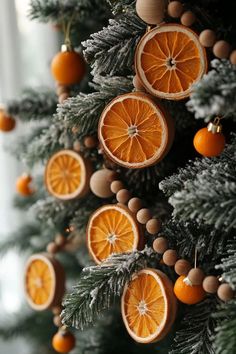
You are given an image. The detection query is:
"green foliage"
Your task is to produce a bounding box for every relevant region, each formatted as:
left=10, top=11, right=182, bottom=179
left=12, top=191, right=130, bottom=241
left=216, top=239, right=236, bottom=290
left=62, top=247, right=159, bottom=329
left=170, top=297, right=218, bottom=354
left=107, top=0, right=135, bottom=15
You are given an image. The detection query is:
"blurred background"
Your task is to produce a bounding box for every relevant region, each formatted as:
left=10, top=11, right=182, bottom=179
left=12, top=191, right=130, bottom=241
left=0, top=0, right=58, bottom=352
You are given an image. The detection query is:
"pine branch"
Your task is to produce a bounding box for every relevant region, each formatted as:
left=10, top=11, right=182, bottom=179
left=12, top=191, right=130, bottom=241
left=215, top=239, right=236, bottom=290
left=82, top=14, right=145, bottom=76
left=106, top=0, right=136, bottom=15
left=7, top=88, right=57, bottom=121
left=170, top=297, right=217, bottom=354
left=61, top=247, right=159, bottom=329
left=187, top=60, right=236, bottom=122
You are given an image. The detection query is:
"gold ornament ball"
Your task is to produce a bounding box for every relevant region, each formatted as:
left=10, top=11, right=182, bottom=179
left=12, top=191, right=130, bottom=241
left=163, top=249, right=178, bottom=266
left=213, top=40, right=231, bottom=59
left=167, top=1, right=184, bottom=18
left=153, top=237, right=168, bottom=254
left=116, top=189, right=131, bottom=204
left=53, top=315, right=62, bottom=327
left=180, top=10, right=196, bottom=27
left=199, top=29, right=216, bottom=47
left=136, top=0, right=167, bottom=25
left=146, top=218, right=161, bottom=235
left=202, top=276, right=219, bottom=294
left=73, top=140, right=81, bottom=152
left=110, top=180, right=124, bottom=194
left=128, top=197, right=143, bottom=213
left=217, top=283, right=234, bottom=302
left=188, top=268, right=205, bottom=285
left=136, top=208, right=152, bottom=224
left=84, top=136, right=98, bottom=149
left=174, top=259, right=192, bottom=276
left=90, top=169, right=115, bottom=198
left=46, top=242, right=59, bottom=254
left=59, top=92, right=69, bottom=104
left=230, top=50, right=236, bottom=65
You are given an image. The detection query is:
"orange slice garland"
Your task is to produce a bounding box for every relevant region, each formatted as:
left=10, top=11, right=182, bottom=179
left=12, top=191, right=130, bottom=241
left=24, top=253, right=65, bottom=311
left=87, top=204, right=143, bottom=264
left=121, top=268, right=177, bottom=343
left=45, top=150, right=92, bottom=200
left=135, top=24, right=208, bottom=100
left=98, top=92, right=174, bottom=169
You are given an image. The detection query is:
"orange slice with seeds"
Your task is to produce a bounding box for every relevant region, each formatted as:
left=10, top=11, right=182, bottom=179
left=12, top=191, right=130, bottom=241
left=45, top=150, right=92, bottom=200
left=24, top=253, right=65, bottom=311
left=121, top=268, right=177, bottom=343
left=135, top=24, right=208, bottom=100
left=98, top=92, right=174, bottom=169
left=87, top=204, right=143, bottom=264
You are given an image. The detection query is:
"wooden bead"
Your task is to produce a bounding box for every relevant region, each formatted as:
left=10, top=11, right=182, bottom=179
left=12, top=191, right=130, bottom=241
left=146, top=218, right=161, bottom=235
left=52, top=306, right=62, bottom=315
left=58, top=92, right=69, bottom=104
left=199, top=29, right=216, bottom=48
left=133, top=75, right=145, bottom=91
left=116, top=189, right=131, bottom=204
left=230, top=50, right=236, bottom=65
left=180, top=10, right=196, bottom=27
left=136, top=208, right=152, bottom=224
left=84, top=136, right=98, bottom=149
left=46, top=242, right=59, bottom=254
left=90, top=169, right=115, bottom=198
left=53, top=315, right=62, bottom=327
left=56, top=85, right=69, bottom=96
left=110, top=180, right=124, bottom=194
left=163, top=249, right=178, bottom=266
left=72, top=126, right=79, bottom=134
left=213, top=40, right=231, bottom=59
left=55, top=234, right=67, bottom=247
left=153, top=237, right=168, bottom=254
left=73, top=140, right=81, bottom=152
left=167, top=1, right=183, bottom=18
left=174, top=259, right=192, bottom=275
left=202, top=276, right=219, bottom=294
left=136, top=0, right=166, bottom=25
left=217, top=283, right=234, bottom=302
left=128, top=197, right=143, bottom=213
left=188, top=268, right=205, bottom=285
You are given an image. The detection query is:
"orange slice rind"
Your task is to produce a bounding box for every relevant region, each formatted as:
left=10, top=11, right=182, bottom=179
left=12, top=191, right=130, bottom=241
left=135, top=24, right=208, bottom=100
left=121, top=268, right=177, bottom=343
left=45, top=150, right=92, bottom=200
left=98, top=92, right=174, bottom=169
left=87, top=204, right=143, bottom=264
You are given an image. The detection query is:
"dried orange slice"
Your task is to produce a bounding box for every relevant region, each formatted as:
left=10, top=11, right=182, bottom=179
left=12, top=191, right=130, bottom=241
left=121, top=268, right=177, bottom=343
left=87, top=204, right=143, bottom=264
left=45, top=150, right=92, bottom=200
left=98, top=92, right=174, bottom=169
left=135, top=24, right=208, bottom=100
left=24, top=253, right=65, bottom=311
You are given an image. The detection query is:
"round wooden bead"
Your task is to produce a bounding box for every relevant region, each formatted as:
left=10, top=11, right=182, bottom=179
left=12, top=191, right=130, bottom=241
left=84, top=136, right=98, bottom=149
left=116, top=189, right=131, bottom=204
left=188, top=268, right=205, bottom=285
left=72, top=126, right=79, bottom=134
left=146, top=218, right=161, bottom=235
left=213, top=40, right=231, bottom=59
left=153, top=237, right=168, bottom=254
left=58, top=92, right=69, bottom=104
left=136, top=208, right=152, bottom=224
left=128, top=197, right=143, bottom=213
left=136, top=0, right=166, bottom=25
left=174, top=259, right=192, bottom=275
left=46, top=242, right=59, bottom=254
left=56, top=85, right=69, bottom=96
left=167, top=1, right=184, bottom=18
left=180, top=10, right=196, bottom=27
left=217, top=283, right=234, bottom=302
left=110, top=180, right=124, bottom=194
left=202, top=276, right=219, bottom=294
left=133, top=75, right=145, bottom=91
left=199, top=29, right=216, bottom=48
left=55, top=234, right=67, bottom=247
left=73, top=140, right=81, bottom=152
left=163, top=249, right=178, bottom=266
left=53, top=315, right=62, bottom=327
left=230, top=50, right=236, bottom=65
left=52, top=306, right=63, bottom=315
left=90, top=169, right=115, bottom=198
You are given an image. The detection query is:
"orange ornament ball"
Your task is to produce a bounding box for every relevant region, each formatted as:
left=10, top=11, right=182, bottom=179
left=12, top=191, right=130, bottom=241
left=52, top=329, right=75, bottom=353
left=174, top=275, right=206, bottom=305
left=16, top=174, right=34, bottom=196
left=193, top=127, right=225, bottom=157
left=0, top=111, right=16, bottom=132
left=51, top=49, right=86, bottom=85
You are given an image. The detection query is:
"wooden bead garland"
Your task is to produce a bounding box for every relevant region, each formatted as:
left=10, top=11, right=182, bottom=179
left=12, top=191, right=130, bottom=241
left=136, top=0, right=166, bottom=25
left=213, top=40, right=232, bottom=59
left=146, top=218, right=161, bottom=235
left=128, top=197, right=143, bottom=213
left=180, top=11, right=196, bottom=27
left=136, top=208, right=152, bottom=224
left=163, top=249, right=178, bottom=266
left=202, top=276, right=219, bottom=294
left=217, top=283, right=234, bottom=302
left=116, top=189, right=132, bottom=204
left=153, top=237, right=168, bottom=254
left=199, top=29, right=216, bottom=48
left=174, top=259, right=191, bottom=275
left=90, top=169, right=116, bottom=198
left=187, top=268, right=205, bottom=285
left=230, top=50, right=236, bottom=65
left=110, top=180, right=124, bottom=194
left=167, top=1, right=184, bottom=18
left=84, top=136, right=98, bottom=149
left=133, top=75, right=145, bottom=92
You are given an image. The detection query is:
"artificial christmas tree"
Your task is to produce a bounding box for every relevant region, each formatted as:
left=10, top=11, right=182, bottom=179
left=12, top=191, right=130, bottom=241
left=0, top=0, right=236, bottom=353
